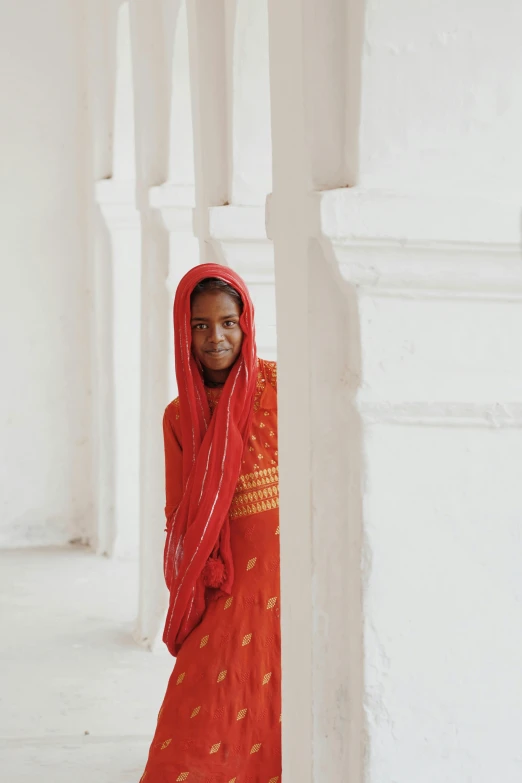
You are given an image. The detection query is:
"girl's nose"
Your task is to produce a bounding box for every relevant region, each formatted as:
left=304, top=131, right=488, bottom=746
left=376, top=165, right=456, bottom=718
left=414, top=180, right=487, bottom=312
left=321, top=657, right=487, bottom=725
left=208, top=325, right=225, bottom=343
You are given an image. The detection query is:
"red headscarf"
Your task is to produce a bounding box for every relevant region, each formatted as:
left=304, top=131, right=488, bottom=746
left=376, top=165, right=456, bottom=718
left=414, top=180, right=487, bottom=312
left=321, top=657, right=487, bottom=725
left=163, top=263, right=258, bottom=655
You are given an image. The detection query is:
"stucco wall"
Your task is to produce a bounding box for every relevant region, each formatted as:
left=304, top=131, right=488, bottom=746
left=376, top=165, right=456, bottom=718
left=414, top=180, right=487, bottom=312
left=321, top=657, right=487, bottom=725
left=0, top=1, right=92, bottom=546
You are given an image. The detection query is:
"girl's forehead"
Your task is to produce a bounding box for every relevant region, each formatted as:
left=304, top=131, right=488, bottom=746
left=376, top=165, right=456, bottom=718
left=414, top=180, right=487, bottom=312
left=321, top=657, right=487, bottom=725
left=191, top=289, right=241, bottom=317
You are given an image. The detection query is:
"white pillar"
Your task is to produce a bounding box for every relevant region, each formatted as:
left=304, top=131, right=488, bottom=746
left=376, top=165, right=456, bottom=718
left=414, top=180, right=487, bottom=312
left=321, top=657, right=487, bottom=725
left=266, top=4, right=314, bottom=783
left=129, top=0, right=172, bottom=648
left=92, top=0, right=142, bottom=558
left=269, top=0, right=522, bottom=780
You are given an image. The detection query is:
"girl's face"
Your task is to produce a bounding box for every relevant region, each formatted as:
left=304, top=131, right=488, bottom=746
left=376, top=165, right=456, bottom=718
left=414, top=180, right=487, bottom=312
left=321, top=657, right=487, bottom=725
left=190, top=289, right=244, bottom=384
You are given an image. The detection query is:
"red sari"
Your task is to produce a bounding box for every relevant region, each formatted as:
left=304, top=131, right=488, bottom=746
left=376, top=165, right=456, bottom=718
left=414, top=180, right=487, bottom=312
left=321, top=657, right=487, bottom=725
left=141, top=359, right=281, bottom=783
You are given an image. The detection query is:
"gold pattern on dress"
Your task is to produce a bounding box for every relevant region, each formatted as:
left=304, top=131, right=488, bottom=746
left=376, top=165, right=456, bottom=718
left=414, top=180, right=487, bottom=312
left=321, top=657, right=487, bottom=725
left=224, top=597, right=233, bottom=610
left=190, top=706, right=201, bottom=718
left=228, top=779, right=237, bottom=783
left=230, top=494, right=279, bottom=519
left=237, top=708, right=248, bottom=720
left=246, top=557, right=257, bottom=571
left=200, top=635, right=209, bottom=648
left=269, top=777, right=280, bottom=783
left=275, top=526, right=280, bottom=535
left=230, top=490, right=279, bottom=521
left=237, top=466, right=278, bottom=491
left=250, top=743, right=262, bottom=754
left=176, top=774, right=190, bottom=782
left=160, top=739, right=172, bottom=750
left=210, top=742, right=221, bottom=754
left=242, top=633, right=252, bottom=646
left=262, top=672, right=272, bottom=685
left=267, top=597, right=277, bottom=610
left=217, top=670, right=227, bottom=683
left=176, top=672, right=186, bottom=685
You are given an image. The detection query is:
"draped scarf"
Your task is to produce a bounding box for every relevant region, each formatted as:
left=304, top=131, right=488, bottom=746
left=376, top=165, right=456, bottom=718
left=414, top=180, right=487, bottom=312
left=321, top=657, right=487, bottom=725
left=163, top=263, right=258, bottom=656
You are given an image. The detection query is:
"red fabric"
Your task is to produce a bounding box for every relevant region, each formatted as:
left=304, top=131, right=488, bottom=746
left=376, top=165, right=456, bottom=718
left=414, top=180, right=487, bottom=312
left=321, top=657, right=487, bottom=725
left=163, top=263, right=258, bottom=656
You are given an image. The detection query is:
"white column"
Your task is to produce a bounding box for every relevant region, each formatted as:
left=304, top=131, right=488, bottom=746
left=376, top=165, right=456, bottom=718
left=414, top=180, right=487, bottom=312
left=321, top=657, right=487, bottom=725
left=270, top=0, right=522, bottom=780
left=129, top=0, right=172, bottom=648
left=92, top=0, right=142, bottom=558
left=266, top=4, right=314, bottom=783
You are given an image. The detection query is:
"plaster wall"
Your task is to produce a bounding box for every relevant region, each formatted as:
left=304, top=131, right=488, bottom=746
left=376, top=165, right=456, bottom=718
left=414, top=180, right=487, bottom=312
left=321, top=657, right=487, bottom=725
left=0, top=1, right=92, bottom=547
left=357, top=0, right=522, bottom=194
left=268, top=0, right=522, bottom=781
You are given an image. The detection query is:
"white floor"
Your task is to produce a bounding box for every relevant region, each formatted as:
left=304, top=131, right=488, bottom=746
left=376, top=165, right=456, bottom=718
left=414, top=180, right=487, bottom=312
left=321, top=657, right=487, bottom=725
left=0, top=547, right=174, bottom=783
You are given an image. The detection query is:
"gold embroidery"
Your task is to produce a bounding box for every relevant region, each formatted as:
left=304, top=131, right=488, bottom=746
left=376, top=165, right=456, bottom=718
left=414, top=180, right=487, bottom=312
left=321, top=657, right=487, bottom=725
left=224, top=597, right=233, bottom=610
left=267, top=597, right=277, bottom=610
left=217, top=670, right=227, bottom=683
left=190, top=706, right=201, bottom=718
left=237, top=708, right=247, bottom=720
left=176, top=774, right=190, bottom=782
left=262, top=672, right=272, bottom=685
left=246, top=557, right=257, bottom=571
left=242, top=633, right=252, bottom=646
left=210, top=742, right=221, bottom=754
left=236, top=466, right=278, bottom=491
left=275, top=526, right=280, bottom=535
left=230, top=497, right=279, bottom=520
left=230, top=468, right=279, bottom=520
left=160, top=739, right=172, bottom=750
left=250, top=743, right=262, bottom=754
left=200, top=635, right=209, bottom=648
left=228, top=779, right=237, bottom=783
left=265, top=360, right=277, bottom=389
left=176, top=672, right=186, bottom=685
left=269, top=777, right=280, bottom=783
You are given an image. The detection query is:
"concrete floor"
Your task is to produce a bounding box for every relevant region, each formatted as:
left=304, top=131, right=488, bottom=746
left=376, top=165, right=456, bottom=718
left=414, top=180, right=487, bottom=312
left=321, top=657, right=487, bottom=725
left=0, top=547, right=174, bottom=783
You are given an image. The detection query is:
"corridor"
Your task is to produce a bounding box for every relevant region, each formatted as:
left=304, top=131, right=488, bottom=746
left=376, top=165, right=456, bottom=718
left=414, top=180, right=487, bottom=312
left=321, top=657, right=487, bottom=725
left=0, top=547, right=173, bottom=783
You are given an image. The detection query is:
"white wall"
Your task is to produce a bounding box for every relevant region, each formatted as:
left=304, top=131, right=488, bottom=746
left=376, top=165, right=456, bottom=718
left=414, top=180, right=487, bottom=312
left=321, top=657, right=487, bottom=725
left=0, top=1, right=92, bottom=547
left=268, top=0, right=522, bottom=781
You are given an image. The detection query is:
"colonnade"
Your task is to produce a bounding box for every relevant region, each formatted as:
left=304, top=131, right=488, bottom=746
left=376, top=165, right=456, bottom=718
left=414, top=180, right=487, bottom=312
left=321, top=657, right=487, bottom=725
left=87, top=1, right=522, bottom=779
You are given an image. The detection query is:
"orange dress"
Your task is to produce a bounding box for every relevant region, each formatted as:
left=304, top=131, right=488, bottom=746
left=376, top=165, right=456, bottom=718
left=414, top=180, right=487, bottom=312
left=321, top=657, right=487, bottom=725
left=141, top=359, right=281, bottom=783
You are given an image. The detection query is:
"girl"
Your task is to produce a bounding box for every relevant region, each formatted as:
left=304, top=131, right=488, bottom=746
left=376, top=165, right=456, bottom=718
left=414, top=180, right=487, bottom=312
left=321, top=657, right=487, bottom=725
left=141, top=264, right=281, bottom=783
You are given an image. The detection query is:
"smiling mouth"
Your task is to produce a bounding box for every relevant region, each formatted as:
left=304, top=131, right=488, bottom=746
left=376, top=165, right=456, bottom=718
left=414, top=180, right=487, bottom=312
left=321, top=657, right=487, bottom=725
left=205, top=349, right=229, bottom=355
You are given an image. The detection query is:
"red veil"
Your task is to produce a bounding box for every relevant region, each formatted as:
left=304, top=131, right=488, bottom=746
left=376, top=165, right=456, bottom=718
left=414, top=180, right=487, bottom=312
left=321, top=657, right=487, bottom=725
left=163, top=264, right=258, bottom=655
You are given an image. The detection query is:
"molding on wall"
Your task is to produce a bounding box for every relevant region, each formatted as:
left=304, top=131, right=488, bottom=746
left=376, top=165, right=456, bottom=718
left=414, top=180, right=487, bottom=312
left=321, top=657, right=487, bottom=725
left=313, top=187, right=522, bottom=246
left=149, top=183, right=195, bottom=233
left=359, top=400, right=522, bottom=429
left=308, top=187, right=522, bottom=299
left=208, top=204, right=269, bottom=241
left=95, top=178, right=141, bottom=230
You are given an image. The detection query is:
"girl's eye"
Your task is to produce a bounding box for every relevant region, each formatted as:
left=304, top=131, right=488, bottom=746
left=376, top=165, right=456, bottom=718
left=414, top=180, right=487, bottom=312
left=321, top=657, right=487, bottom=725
left=193, top=323, right=207, bottom=330
left=224, top=321, right=237, bottom=327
